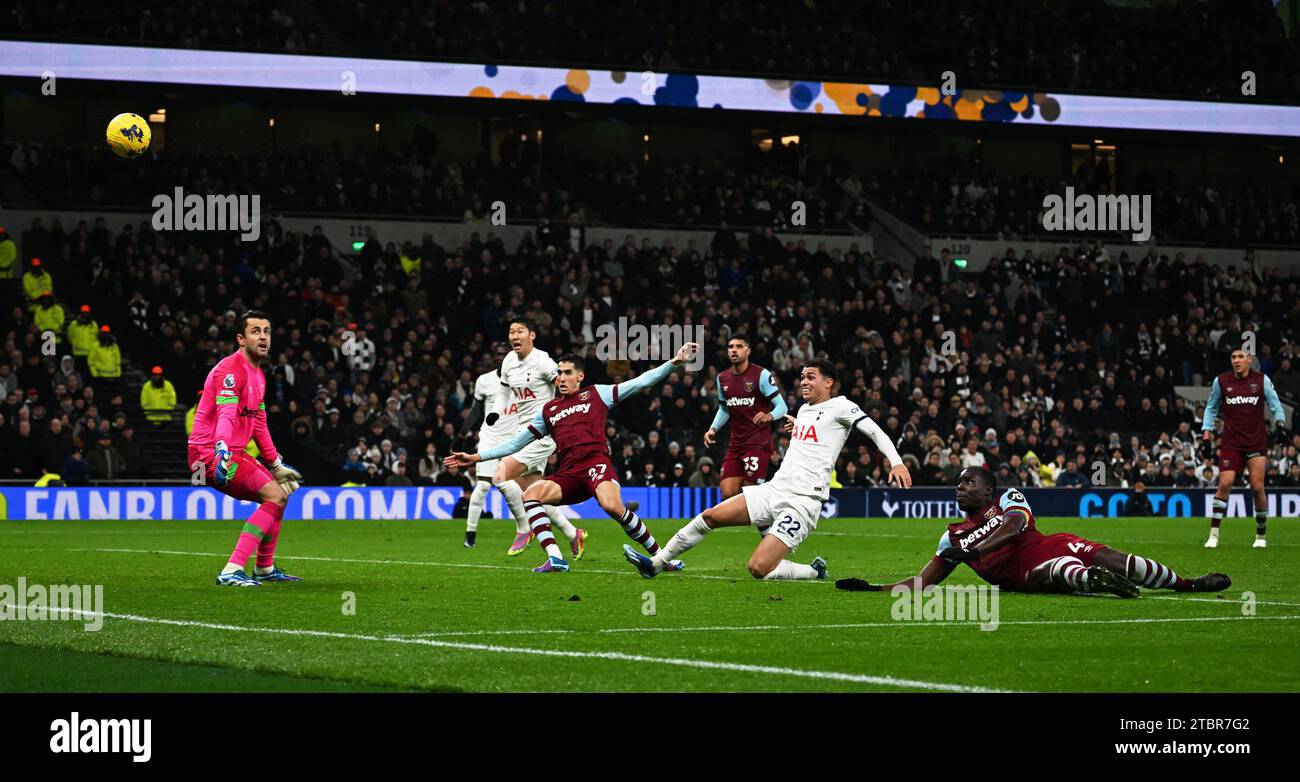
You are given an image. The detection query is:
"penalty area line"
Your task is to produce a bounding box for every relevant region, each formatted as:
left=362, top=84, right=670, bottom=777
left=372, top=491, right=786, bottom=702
left=3, top=603, right=1011, bottom=694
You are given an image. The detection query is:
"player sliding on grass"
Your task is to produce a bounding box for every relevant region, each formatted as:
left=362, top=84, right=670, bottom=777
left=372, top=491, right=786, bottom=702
left=445, top=342, right=701, bottom=573
left=188, top=310, right=303, bottom=587
left=625, top=359, right=910, bottom=582
left=836, top=466, right=1230, bottom=597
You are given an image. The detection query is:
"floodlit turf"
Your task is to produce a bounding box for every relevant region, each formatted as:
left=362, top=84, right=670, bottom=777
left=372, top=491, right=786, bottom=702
left=0, top=516, right=1295, bottom=692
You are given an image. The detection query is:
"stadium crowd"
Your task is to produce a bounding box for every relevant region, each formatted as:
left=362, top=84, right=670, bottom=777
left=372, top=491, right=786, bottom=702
left=4, top=206, right=1300, bottom=490
left=870, top=158, right=1300, bottom=249
left=5, top=138, right=867, bottom=235
left=6, top=0, right=1298, bottom=102
left=9, top=136, right=1300, bottom=248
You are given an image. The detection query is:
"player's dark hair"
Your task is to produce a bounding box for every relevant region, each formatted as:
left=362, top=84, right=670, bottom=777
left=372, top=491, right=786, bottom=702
left=968, top=465, right=998, bottom=490
left=728, top=335, right=750, bottom=347
left=235, top=309, right=271, bottom=338
left=508, top=316, right=538, bottom=335
left=556, top=353, right=585, bottom=372
left=803, top=359, right=838, bottom=382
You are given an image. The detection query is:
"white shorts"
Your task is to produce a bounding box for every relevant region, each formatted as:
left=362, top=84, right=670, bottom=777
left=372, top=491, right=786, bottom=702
left=476, top=432, right=512, bottom=482
left=474, top=459, right=499, bottom=482
left=741, top=483, right=822, bottom=550
left=510, top=435, right=556, bottom=476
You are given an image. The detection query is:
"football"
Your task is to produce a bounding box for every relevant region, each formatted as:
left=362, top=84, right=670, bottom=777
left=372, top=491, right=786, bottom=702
left=105, top=112, right=151, bottom=158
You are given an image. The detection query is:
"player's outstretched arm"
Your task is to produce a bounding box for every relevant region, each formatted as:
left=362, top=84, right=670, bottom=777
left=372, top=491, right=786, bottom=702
left=605, top=342, right=701, bottom=406
left=446, top=411, right=544, bottom=467
left=852, top=415, right=911, bottom=487
left=945, top=508, right=1029, bottom=561
left=838, top=557, right=956, bottom=592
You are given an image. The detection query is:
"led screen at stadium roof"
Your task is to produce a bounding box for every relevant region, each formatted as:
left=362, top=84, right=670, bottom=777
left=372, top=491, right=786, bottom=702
left=5, top=40, right=1300, bottom=138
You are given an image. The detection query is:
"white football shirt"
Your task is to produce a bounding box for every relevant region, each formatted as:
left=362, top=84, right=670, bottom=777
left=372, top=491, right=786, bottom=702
left=769, top=395, right=901, bottom=500
left=498, top=347, right=558, bottom=431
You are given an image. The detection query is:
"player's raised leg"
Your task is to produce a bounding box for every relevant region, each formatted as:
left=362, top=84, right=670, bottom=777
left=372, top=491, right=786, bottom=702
left=1246, top=455, right=1269, bottom=548
left=591, top=480, right=674, bottom=570
left=624, top=491, right=751, bottom=577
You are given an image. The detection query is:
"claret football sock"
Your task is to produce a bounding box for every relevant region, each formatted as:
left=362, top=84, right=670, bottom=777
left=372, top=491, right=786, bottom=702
left=523, top=499, right=562, bottom=559
left=617, top=509, right=658, bottom=554
left=1049, top=556, right=1090, bottom=591
left=1125, top=554, right=1187, bottom=590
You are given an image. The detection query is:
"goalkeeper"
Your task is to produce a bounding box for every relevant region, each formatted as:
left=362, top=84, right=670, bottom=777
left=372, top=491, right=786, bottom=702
left=187, top=310, right=304, bottom=587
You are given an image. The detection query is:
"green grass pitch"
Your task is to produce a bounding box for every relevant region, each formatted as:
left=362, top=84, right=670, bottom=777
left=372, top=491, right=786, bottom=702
left=0, top=516, right=1295, bottom=692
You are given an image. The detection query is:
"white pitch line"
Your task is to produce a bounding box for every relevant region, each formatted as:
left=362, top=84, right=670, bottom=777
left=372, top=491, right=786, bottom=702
left=398, top=613, right=1300, bottom=639
left=1148, top=595, right=1300, bottom=607
left=70, top=547, right=775, bottom=583
left=0, top=604, right=1007, bottom=694
left=69, top=548, right=1300, bottom=605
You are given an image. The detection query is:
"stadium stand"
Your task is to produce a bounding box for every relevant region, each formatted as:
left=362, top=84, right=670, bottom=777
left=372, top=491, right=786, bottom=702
left=6, top=0, right=1299, bottom=102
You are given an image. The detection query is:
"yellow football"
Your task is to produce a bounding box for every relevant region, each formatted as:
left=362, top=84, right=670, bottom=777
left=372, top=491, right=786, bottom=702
left=106, top=112, right=151, bottom=158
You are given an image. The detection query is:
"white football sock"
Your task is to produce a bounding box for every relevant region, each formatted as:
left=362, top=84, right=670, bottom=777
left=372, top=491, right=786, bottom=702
left=653, top=516, right=711, bottom=567
left=546, top=506, right=578, bottom=541
left=254, top=565, right=275, bottom=576
left=466, top=481, right=490, bottom=533
left=762, top=560, right=819, bottom=581
left=221, top=563, right=243, bottom=575
left=497, top=480, right=530, bottom=534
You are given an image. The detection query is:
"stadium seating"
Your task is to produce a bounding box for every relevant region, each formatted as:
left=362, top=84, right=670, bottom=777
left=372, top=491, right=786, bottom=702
left=6, top=0, right=1298, bottom=102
